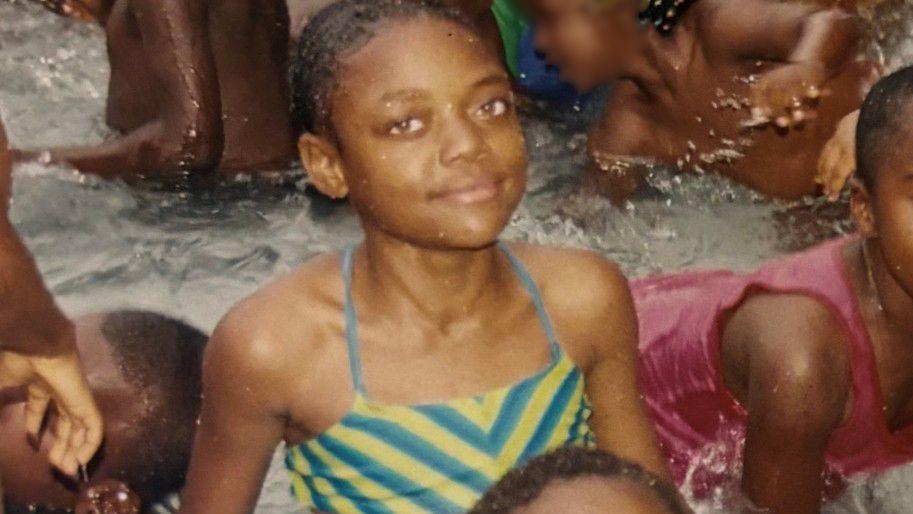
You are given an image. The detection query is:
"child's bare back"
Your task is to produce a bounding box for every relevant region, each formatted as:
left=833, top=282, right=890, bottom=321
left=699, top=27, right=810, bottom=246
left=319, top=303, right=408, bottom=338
left=525, top=0, right=877, bottom=201
left=104, top=0, right=294, bottom=172
left=590, top=1, right=875, bottom=200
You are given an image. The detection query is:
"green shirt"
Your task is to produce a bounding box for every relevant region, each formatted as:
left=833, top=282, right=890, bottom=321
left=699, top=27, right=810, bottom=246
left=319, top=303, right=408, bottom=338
left=491, top=0, right=528, bottom=76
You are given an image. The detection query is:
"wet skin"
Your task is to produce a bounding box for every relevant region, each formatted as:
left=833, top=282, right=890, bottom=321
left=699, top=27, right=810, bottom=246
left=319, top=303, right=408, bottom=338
left=0, top=119, right=102, bottom=478
left=0, top=315, right=148, bottom=513
left=525, top=0, right=877, bottom=201
left=177, top=18, right=667, bottom=514
left=716, top=106, right=913, bottom=512
left=513, top=476, right=675, bottom=514
left=440, top=0, right=506, bottom=65
left=26, top=0, right=296, bottom=178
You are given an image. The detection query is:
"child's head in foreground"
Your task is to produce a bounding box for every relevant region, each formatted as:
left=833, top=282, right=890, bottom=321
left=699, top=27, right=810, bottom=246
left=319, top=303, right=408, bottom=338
left=292, top=0, right=528, bottom=249
left=853, top=64, right=913, bottom=297
left=469, top=447, right=685, bottom=514
left=0, top=311, right=208, bottom=513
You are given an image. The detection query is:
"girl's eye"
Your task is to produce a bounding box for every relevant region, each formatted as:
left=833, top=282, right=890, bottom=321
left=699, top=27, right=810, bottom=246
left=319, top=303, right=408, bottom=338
left=389, top=117, right=425, bottom=136
left=477, top=98, right=511, bottom=119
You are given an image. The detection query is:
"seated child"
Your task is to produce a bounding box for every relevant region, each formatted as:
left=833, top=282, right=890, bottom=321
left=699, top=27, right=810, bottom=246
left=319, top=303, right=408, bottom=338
left=18, top=0, right=296, bottom=178
left=633, top=66, right=913, bottom=514
left=176, top=2, right=667, bottom=513
left=1, top=310, right=208, bottom=514
left=523, top=0, right=878, bottom=201
left=470, top=447, right=686, bottom=514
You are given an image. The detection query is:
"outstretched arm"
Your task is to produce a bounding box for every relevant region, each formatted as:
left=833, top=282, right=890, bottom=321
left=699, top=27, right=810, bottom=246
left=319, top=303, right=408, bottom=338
left=0, top=118, right=102, bottom=476
left=710, top=0, right=858, bottom=72
left=22, top=0, right=223, bottom=177
left=178, top=313, right=288, bottom=514
left=708, top=0, right=859, bottom=126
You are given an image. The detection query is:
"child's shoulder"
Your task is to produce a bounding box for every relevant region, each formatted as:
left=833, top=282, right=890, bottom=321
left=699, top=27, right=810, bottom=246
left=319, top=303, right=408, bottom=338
left=207, top=252, right=345, bottom=371
left=505, top=243, right=630, bottom=314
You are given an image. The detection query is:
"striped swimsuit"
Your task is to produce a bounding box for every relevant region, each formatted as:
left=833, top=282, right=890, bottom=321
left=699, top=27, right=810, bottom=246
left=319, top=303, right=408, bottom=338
left=285, top=243, right=594, bottom=513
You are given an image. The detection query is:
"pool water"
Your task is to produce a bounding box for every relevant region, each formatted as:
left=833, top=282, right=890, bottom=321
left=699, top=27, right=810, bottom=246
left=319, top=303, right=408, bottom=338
left=0, top=0, right=911, bottom=512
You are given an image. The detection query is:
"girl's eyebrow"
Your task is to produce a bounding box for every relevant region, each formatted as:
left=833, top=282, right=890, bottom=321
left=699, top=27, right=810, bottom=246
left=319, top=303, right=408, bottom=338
left=380, top=89, right=429, bottom=103
left=377, top=74, right=508, bottom=104
left=472, top=74, right=511, bottom=89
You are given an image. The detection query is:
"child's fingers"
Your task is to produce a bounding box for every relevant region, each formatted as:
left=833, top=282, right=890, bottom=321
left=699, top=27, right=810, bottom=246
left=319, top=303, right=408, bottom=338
left=23, top=386, right=51, bottom=442
left=48, top=416, right=74, bottom=474
left=76, top=412, right=104, bottom=468
left=59, top=421, right=87, bottom=476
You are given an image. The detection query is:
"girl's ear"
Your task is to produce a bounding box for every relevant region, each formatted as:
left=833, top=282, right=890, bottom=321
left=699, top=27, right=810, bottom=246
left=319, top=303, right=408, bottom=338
left=298, top=133, right=349, bottom=199
left=849, top=178, right=877, bottom=237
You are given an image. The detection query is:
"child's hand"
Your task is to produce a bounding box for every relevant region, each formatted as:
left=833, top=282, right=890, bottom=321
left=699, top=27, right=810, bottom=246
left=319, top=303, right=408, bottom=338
left=816, top=110, right=858, bottom=201
left=0, top=343, right=104, bottom=476
left=748, top=62, right=827, bottom=129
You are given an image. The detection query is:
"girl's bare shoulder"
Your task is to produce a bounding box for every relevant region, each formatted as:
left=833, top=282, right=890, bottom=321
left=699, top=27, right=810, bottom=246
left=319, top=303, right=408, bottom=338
left=207, top=252, right=347, bottom=379
left=503, top=243, right=631, bottom=319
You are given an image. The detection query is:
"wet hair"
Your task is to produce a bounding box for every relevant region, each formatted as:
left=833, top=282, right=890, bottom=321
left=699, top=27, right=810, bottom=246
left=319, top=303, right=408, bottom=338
left=639, top=0, right=699, bottom=35
left=856, top=65, right=913, bottom=189
left=290, top=0, right=476, bottom=135
left=95, top=310, right=208, bottom=506
left=469, top=447, right=686, bottom=514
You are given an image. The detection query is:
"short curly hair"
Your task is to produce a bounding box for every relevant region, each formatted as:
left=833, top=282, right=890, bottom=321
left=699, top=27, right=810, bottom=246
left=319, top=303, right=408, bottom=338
left=97, top=310, right=208, bottom=506
left=469, top=447, right=686, bottom=514
left=290, top=0, right=476, bottom=134
left=856, top=65, right=913, bottom=190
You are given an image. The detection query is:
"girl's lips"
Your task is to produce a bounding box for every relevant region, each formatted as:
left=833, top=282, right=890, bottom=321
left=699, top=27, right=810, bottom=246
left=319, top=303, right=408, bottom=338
left=432, top=178, right=501, bottom=204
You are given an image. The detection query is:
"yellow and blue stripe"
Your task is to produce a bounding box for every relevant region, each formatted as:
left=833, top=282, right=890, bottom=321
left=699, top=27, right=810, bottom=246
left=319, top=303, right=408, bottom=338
left=286, top=243, right=594, bottom=513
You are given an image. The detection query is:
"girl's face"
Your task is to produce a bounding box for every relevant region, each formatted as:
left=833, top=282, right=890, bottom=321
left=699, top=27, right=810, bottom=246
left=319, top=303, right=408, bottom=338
left=857, top=116, right=913, bottom=299
left=524, top=0, right=643, bottom=90
left=306, top=18, right=527, bottom=250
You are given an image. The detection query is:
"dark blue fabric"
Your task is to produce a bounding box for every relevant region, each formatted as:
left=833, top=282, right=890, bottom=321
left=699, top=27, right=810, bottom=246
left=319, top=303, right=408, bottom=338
left=515, top=27, right=583, bottom=105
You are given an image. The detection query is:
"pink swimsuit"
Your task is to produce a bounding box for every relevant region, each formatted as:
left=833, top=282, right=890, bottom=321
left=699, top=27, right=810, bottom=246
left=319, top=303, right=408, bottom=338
left=633, top=237, right=913, bottom=497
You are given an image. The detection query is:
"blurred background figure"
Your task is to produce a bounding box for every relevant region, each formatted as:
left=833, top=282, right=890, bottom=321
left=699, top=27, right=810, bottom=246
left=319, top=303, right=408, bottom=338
left=17, top=0, right=296, bottom=179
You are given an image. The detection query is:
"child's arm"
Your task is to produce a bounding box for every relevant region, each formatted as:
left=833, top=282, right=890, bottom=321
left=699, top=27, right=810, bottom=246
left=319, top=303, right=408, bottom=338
left=178, top=312, right=288, bottom=514
left=545, top=250, right=670, bottom=479
left=19, top=0, right=223, bottom=178
left=0, top=118, right=102, bottom=477
left=722, top=294, right=850, bottom=514
left=707, top=0, right=859, bottom=126
left=581, top=261, right=670, bottom=479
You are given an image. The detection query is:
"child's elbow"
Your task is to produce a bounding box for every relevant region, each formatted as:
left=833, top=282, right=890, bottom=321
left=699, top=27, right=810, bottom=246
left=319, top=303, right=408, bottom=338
left=156, top=121, right=225, bottom=173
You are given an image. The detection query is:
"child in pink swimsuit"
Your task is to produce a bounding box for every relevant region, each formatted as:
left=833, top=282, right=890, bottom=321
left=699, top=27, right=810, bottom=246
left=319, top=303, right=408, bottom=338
left=633, top=66, right=913, bottom=514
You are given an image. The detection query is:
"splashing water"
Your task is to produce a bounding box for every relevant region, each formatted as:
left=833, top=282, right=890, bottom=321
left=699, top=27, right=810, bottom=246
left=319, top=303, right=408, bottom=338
left=1, top=0, right=913, bottom=512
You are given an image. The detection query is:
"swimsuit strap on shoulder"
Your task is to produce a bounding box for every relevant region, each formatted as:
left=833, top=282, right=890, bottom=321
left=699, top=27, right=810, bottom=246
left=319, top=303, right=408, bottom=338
left=341, top=246, right=367, bottom=395
left=497, top=241, right=563, bottom=362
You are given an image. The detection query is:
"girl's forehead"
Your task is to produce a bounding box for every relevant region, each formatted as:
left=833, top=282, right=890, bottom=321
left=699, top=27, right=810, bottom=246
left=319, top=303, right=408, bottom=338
left=335, top=18, right=501, bottom=100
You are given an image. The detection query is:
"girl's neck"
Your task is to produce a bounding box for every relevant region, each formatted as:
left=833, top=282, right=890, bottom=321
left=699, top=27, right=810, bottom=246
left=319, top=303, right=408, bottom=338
left=357, top=229, right=510, bottom=327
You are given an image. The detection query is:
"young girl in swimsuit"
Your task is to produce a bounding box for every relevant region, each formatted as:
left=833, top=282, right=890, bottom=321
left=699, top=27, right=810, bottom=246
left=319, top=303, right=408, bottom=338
left=176, top=2, right=667, bottom=513
left=523, top=0, right=878, bottom=201
left=634, top=66, right=913, bottom=514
